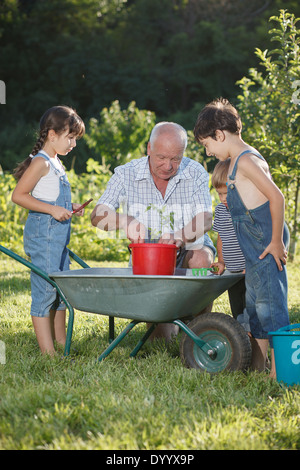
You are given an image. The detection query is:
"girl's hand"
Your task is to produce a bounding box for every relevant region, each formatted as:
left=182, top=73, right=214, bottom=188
left=259, top=240, right=288, bottom=271
left=71, top=203, right=85, bottom=216
left=50, top=205, right=73, bottom=222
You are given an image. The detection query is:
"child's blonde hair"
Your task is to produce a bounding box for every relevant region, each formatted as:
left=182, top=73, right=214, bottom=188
left=211, top=159, right=230, bottom=189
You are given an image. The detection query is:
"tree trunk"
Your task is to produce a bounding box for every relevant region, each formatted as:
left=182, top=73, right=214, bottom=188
left=288, top=176, right=299, bottom=262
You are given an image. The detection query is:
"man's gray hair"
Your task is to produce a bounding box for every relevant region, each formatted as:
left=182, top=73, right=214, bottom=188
left=149, top=122, right=188, bottom=151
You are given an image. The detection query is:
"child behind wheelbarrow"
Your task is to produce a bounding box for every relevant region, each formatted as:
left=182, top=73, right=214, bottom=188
left=211, top=159, right=250, bottom=335
left=194, top=98, right=290, bottom=379
left=12, top=106, right=85, bottom=356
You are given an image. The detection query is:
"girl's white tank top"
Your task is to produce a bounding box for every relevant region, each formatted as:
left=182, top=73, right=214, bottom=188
left=31, top=150, right=66, bottom=202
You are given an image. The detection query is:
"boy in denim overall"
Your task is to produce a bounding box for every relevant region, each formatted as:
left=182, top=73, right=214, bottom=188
left=194, top=98, right=289, bottom=378
left=12, top=106, right=85, bottom=355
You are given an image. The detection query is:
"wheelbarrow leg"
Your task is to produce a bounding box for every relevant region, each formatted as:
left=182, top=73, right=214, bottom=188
left=63, top=304, right=75, bottom=356
left=109, top=317, right=115, bottom=343
left=173, top=319, right=217, bottom=358
left=130, top=323, right=157, bottom=358
left=69, top=249, right=116, bottom=344
left=0, top=244, right=77, bottom=357
left=97, top=320, right=140, bottom=362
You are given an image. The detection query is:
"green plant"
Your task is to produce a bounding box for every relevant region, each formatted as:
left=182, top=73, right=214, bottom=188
left=0, top=159, right=129, bottom=262
left=67, top=159, right=129, bottom=261
left=0, top=171, right=27, bottom=251
left=237, top=9, right=300, bottom=260
left=145, top=203, right=175, bottom=240
left=84, top=101, right=156, bottom=171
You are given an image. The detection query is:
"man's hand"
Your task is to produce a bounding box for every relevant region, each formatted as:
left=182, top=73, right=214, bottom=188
left=158, top=232, right=183, bottom=248
left=125, top=217, right=146, bottom=244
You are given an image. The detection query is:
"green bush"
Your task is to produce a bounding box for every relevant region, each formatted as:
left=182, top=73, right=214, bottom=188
left=67, top=159, right=129, bottom=261
left=236, top=9, right=300, bottom=259
left=84, top=100, right=156, bottom=171
left=0, top=171, right=27, bottom=252
left=0, top=159, right=129, bottom=262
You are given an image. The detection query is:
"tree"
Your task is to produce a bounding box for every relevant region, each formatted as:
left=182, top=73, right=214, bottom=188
left=237, top=9, right=300, bottom=260
left=84, top=100, right=156, bottom=170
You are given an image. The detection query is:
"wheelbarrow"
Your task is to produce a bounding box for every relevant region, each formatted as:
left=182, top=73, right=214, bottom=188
left=0, top=244, right=252, bottom=373
left=0, top=244, right=115, bottom=346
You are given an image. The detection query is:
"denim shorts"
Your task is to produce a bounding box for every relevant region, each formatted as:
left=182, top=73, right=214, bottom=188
left=24, top=212, right=71, bottom=317
left=245, top=255, right=289, bottom=346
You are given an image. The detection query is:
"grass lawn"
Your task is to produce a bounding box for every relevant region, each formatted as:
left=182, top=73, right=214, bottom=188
left=0, top=254, right=299, bottom=450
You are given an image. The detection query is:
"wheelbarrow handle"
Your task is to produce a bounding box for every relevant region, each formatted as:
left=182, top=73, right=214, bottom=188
left=0, top=244, right=75, bottom=313
left=0, top=243, right=75, bottom=355
left=0, top=244, right=91, bottom=296
left=0, top=245, right=115, bottom=352
left=0, top=244, right=56, bottom=287
left=68, top=249, right=90, bottom=268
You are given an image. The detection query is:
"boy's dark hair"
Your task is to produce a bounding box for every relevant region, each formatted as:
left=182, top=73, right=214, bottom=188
left=194, top=97, right=242, bottom=142
left=211, top=159, right=231, bottom=189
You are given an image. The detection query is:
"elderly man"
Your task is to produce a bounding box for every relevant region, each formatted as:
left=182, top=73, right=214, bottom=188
left=91, top=122, right=215, bottom=340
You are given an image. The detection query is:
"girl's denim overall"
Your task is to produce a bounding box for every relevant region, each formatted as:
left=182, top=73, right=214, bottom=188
left=227, top=150, right=289, bottom=346
left=24, top=153, right=72, bottom=317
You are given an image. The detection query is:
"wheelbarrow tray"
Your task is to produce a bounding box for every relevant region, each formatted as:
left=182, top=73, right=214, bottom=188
left=50, top=267, right=244, bottom=323
left=1, top=244, right=250, bottom=369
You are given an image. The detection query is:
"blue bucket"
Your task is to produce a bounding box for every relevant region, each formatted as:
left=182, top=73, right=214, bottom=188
left=269, top=323, right=300, bottom=386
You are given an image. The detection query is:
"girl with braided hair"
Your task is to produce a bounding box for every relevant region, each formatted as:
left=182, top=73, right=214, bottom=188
left=12, top=106, right=85, bottom=355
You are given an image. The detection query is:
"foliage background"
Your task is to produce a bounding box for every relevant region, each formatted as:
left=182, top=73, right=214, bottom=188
left=0, top=1, right=299, bottom=260
left=0, top=3, right=299, bottom=451
left=1, top=0, right=299, bottom=172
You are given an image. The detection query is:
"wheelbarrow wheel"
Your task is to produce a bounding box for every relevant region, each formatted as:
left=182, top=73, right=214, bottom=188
left=180, top=312, right=252, bottom=373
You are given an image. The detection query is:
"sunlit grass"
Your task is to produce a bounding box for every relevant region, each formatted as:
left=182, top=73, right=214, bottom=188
left=0, top=256, right=299, bottom=450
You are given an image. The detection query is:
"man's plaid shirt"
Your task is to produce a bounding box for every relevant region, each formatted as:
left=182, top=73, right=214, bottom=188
left=97, top=156, right=212, bottom=248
